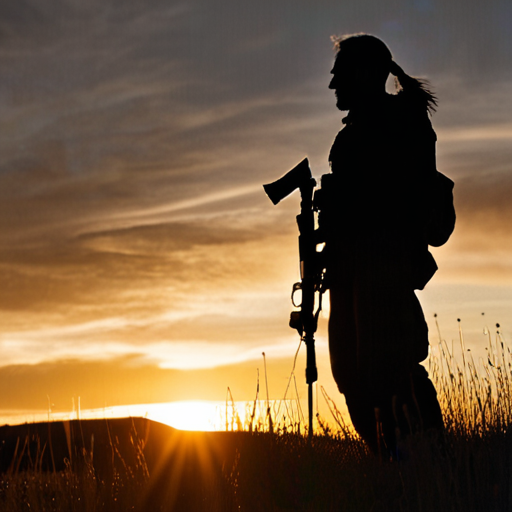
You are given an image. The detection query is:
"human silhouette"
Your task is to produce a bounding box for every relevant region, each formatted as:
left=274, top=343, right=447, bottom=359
left=318, top=34, right=455, bottom=457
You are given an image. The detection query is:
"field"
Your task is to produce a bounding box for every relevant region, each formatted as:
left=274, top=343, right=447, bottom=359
left=0, top=323, right=511, bottom=511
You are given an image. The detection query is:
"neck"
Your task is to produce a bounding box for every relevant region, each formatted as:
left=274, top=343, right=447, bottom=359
left=343, top=93, right=390, bottom=124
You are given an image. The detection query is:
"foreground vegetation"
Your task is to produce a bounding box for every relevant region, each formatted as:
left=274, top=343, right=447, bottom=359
left=0, top=321, right=511, bottom=511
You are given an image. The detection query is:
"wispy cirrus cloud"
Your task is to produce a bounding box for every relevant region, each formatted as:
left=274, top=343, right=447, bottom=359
left=0, top=0, right=510, bottom=410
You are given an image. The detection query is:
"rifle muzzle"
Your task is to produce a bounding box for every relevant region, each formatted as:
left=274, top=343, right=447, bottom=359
left=263, top=157, right=312, bottom=205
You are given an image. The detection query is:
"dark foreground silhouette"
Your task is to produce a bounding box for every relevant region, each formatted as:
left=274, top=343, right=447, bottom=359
left=322, top=34, right=455, bottom=456
left=0, top=418, right=243, bottom=511
left=0, top=417, right=511, bottom=511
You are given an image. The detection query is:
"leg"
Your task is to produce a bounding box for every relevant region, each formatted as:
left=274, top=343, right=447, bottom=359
left=343, top=389, right=380, bottom=454
left=402, top=364, right=444, bottom=433
left=344, top=365, right=444, bottom=457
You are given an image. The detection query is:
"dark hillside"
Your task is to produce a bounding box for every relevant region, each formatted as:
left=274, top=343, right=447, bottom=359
left=0, top=418, right=246, bottom=510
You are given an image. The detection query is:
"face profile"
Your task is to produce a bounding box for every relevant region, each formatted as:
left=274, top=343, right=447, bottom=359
left=328, top=34, right=400, bottom=112
left=328, top=55, right=356, bottom=111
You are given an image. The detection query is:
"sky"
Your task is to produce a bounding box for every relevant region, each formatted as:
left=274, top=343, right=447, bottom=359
left=0, top=0, right=511, bottom=423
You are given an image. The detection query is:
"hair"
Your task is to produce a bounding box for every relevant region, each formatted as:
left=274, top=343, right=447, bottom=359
left=331, top=33, right=437, bottom=114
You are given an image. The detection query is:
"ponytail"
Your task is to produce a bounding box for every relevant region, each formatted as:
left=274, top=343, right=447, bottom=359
left=389, top=61, right=438, bottom=115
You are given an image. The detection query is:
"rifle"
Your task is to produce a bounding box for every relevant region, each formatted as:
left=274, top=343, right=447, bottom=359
left=263, top=158, right=326, bottom=439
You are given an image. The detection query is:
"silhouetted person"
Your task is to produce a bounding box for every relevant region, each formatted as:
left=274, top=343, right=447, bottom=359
left=319, top=34, right=454, bottom=457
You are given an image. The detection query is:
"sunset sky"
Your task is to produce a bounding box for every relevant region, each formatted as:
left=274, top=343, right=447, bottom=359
left=0, top=0, right=511, bottom=424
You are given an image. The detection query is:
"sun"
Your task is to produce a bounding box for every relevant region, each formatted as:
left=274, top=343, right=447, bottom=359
left=147, top=400, right=227, bottom=431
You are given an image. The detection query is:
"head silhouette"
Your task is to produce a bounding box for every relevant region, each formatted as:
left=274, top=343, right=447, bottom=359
left=329, top=33, right=437, bottom=113
left=329, top=34, right=392, bottom=111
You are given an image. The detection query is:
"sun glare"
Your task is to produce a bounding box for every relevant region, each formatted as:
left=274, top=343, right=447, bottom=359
left=147, top=401, right=227, bottom=431
left=0, top=400, right=251, bottom=432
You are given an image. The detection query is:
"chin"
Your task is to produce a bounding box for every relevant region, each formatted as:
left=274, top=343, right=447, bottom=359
left=336, top=100, right=349, bottom=111
left=334, top=94, right=349, bottom=111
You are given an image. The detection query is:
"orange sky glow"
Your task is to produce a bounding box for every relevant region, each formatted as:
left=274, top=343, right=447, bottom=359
left=0, top=1, right=511, bottom=430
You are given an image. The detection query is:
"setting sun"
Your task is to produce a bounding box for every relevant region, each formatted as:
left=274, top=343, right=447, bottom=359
left=147, top=401, right=227, bottom=431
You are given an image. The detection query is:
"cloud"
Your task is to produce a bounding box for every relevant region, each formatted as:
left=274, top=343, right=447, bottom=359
left=0, top=198, right=304, bottom=368
left=0, top=325, right=300, bottom=370
left=0, top=352, right=322, bottom=411
left=0, top=0, right=510, bottom=405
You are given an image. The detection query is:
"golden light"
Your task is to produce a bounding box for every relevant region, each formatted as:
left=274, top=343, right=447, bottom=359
left=148, top=401, right=226, bottom=431
left=0, top=400, right=251, bottom=432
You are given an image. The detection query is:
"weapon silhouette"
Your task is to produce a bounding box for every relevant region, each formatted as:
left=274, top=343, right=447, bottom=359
left=263, top=158, right=326, bottom=439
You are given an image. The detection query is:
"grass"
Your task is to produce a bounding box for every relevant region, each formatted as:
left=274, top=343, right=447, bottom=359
left=0, top=319, right=511, bottom=511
